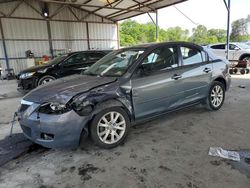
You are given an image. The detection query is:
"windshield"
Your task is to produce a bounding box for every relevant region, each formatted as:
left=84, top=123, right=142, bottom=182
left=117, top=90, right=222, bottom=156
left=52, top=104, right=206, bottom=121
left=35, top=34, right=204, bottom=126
left=45, top=55, right=68, bottom=66
left=84, top=49, right=145, bottom=77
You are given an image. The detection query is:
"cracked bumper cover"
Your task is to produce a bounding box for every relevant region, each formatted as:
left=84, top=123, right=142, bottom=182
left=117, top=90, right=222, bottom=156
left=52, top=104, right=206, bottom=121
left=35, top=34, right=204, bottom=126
left=18, top=104, right=89, bottom=149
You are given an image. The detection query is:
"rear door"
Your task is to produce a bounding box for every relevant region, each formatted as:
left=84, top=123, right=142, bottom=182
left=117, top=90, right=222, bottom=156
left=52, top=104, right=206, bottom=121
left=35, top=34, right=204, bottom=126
left=177, top=45, right=213, bottom=105
left=131, top=45, right=185, bottom=119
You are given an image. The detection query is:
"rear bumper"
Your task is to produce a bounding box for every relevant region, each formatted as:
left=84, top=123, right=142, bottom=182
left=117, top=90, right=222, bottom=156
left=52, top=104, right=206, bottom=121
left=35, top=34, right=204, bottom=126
left=225, top=73, right=231, bottom=91
left=18, top=108, right=89, bottom=149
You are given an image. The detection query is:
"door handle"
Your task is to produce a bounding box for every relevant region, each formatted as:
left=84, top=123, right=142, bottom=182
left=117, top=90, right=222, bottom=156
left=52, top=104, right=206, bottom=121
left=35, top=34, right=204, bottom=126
left=203, top=67, right=211, bottom=73
left=171, top=74, right=182, bottom=80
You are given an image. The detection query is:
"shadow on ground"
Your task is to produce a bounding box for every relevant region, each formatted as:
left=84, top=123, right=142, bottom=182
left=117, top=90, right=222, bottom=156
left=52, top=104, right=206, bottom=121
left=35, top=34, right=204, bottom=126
left=0, top=133, right=47, bottom=167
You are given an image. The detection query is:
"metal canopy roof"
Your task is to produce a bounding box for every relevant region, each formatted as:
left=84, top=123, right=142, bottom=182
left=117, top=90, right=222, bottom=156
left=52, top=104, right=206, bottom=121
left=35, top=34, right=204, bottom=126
left=37, top=0, right=187, bottom=22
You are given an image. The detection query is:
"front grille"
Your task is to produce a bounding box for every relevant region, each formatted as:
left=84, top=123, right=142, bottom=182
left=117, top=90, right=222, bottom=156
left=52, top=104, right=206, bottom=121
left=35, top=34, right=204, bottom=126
left=20, top=104, right=30, bottom=112
left=21, top=124, right=31, bottom=138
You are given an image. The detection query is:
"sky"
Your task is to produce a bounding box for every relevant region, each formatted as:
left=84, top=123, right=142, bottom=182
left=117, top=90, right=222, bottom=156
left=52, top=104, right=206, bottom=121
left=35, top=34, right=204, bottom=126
left=131, top=0, right=250, bottom=32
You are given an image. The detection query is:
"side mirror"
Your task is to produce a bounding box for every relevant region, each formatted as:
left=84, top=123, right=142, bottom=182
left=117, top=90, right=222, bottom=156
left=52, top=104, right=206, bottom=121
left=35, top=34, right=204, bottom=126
left=234, top=47, right=240, bottom=51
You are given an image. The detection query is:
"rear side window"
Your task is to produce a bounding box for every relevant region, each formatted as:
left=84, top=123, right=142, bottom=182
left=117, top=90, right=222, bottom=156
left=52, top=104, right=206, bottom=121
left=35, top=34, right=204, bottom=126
left=210, top=44, right=225, bottom=49
left=181, top=47, right=203, bottom=65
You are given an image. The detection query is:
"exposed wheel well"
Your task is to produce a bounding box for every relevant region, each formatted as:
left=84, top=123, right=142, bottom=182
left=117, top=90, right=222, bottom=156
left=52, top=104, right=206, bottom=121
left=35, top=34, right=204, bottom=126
left=214, top=77, right=226, bottom=89
left=239, top=54, right=250, bottom=61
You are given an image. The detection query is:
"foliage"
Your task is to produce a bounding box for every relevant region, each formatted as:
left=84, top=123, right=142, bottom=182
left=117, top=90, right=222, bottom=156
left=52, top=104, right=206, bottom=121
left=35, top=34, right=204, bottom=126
left=119, top=17, right=250, bottom=47
left=230, top=15, right=250, bottom=42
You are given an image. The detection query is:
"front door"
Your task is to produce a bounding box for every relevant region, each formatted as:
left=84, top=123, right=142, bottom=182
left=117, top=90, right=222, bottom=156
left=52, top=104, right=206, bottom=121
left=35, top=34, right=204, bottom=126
left=131, top=45, right=184, bottom=119
left=60, top=53, right=89, bottom=77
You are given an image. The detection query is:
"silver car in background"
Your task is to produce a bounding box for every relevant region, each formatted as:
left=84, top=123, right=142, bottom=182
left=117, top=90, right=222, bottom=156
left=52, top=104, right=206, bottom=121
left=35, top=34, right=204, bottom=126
left=18, top=42, right=231, bottom=149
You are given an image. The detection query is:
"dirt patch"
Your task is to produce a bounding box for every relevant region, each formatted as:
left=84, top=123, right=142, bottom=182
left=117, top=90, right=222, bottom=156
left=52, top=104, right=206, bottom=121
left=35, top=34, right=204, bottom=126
left=78, top=163, right=104, bottom=182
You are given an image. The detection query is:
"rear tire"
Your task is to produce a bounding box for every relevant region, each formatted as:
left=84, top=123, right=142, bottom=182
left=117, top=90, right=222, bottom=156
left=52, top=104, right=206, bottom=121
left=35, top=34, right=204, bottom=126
left=205, top=81, right=225, bottom=111
left=90, top=107, right=130, bottom=149
left=37, top=75, right=56, bottom=86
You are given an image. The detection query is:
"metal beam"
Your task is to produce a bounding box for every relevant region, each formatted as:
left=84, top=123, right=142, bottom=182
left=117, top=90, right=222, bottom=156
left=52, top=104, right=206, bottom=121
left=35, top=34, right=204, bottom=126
left=0, top=15, right=115, bottom=24
left=107, top=0, right=187, bottom=21
left=0, top=18, right=10, bottom=71
left=49, top=4, right=66, bottom=18
left=105, top=0, right=155, bottom=19
left=86, top=22, right=90, bottom=50
left=80, top=0, right=121, bottom=21
left=68, top=6, right=80, bottom=21
left=224, top=0, right=230, bottom=60
left=23, top=0, right=44, bottom=17
left=37, top=0, right=151, bottom=14
left=8, top=0, right=23, bottom=17
left=156, top=10, right=158, bottom=42
left=72, top=5, right=115, bottom=22
left=46, top=20, right=54, bottom=58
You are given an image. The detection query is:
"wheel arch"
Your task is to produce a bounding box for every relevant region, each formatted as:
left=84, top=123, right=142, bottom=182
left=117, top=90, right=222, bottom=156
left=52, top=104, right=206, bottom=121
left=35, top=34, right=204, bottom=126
left=78, top=98, right=133, bottom=144
left=213, top=77, right=227, bottom=90
left=239, top=53, right=250, bottom=61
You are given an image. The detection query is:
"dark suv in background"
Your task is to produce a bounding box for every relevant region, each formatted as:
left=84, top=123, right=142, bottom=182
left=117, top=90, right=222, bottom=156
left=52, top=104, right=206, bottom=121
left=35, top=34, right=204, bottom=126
left=17, top=50, right=111, bottom=91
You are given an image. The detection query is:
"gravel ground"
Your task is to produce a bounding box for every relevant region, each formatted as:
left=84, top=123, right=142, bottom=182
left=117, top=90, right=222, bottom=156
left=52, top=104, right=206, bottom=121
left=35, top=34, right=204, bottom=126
left=0, top=76, right=250, bottom=188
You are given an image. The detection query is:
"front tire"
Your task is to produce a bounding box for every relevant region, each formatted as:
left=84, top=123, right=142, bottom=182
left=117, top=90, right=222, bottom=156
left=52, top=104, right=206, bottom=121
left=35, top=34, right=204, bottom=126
left=90, top=107, right=130, bottom=149
left=37, top=75, right=56, bottom=86
left=205, top=81, right=225, bottom=111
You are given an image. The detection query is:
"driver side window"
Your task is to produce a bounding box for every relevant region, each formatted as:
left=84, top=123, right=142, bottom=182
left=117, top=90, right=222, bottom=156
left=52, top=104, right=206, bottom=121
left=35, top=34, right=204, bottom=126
left=141, top=46, right=178, bottom=74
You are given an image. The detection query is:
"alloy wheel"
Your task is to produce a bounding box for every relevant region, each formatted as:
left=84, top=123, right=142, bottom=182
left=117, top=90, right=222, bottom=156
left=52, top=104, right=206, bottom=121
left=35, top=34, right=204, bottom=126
left=97, top=111, right=126, bottom=144
left=210, top=85, right=224, bottom=108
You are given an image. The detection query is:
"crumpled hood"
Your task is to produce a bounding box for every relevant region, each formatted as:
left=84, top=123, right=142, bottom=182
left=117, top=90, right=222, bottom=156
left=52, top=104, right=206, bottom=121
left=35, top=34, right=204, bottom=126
left=23, top=74, right=117, bottom=104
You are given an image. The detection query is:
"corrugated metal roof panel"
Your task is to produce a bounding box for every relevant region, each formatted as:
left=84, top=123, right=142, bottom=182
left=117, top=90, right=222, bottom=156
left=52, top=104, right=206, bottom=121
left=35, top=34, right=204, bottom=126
left=0, top=1, right=20, bottom=16
left=11, top=1, right=43, bottom=19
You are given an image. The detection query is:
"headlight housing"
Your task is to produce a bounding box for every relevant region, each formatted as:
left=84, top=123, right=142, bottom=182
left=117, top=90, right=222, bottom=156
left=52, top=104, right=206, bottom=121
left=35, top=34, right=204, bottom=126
left=39, top=102, right=71, bottom=114
left=20, top=72, right=36, bottom=79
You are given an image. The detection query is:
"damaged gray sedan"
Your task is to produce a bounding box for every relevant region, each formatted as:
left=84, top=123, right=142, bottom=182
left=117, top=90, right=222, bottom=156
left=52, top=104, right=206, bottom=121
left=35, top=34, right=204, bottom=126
left=18, top=42, right=231, bottom=149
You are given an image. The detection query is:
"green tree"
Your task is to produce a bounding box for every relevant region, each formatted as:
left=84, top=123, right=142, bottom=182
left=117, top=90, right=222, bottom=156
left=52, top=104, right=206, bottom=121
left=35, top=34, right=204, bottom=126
left=207, top=29, right=227, bottom=43
left=189, top=25, right=208, bottom=44
left=230, top=16, right=250, bottom=42
left=165, top=27, right=189, bottom=42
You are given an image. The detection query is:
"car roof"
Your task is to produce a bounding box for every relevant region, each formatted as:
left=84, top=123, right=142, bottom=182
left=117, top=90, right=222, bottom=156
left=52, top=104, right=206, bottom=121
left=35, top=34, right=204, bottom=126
left=69, top=50, right=112, bottom=55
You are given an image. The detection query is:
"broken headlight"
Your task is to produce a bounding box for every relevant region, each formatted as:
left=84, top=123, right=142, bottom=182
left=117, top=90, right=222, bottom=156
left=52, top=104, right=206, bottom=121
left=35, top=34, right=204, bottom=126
left=39, top=102, right=71, bottom=114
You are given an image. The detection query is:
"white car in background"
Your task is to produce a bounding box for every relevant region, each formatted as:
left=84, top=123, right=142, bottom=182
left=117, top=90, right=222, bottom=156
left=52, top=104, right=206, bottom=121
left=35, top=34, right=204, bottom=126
left=207, top=43, right=250, bottom=61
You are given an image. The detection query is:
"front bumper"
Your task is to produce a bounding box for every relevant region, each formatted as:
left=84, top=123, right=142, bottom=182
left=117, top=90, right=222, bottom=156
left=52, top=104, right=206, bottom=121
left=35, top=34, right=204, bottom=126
left=17, top=77, right=37, bottom=92
left=18, top=103, right=90, bottom=149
